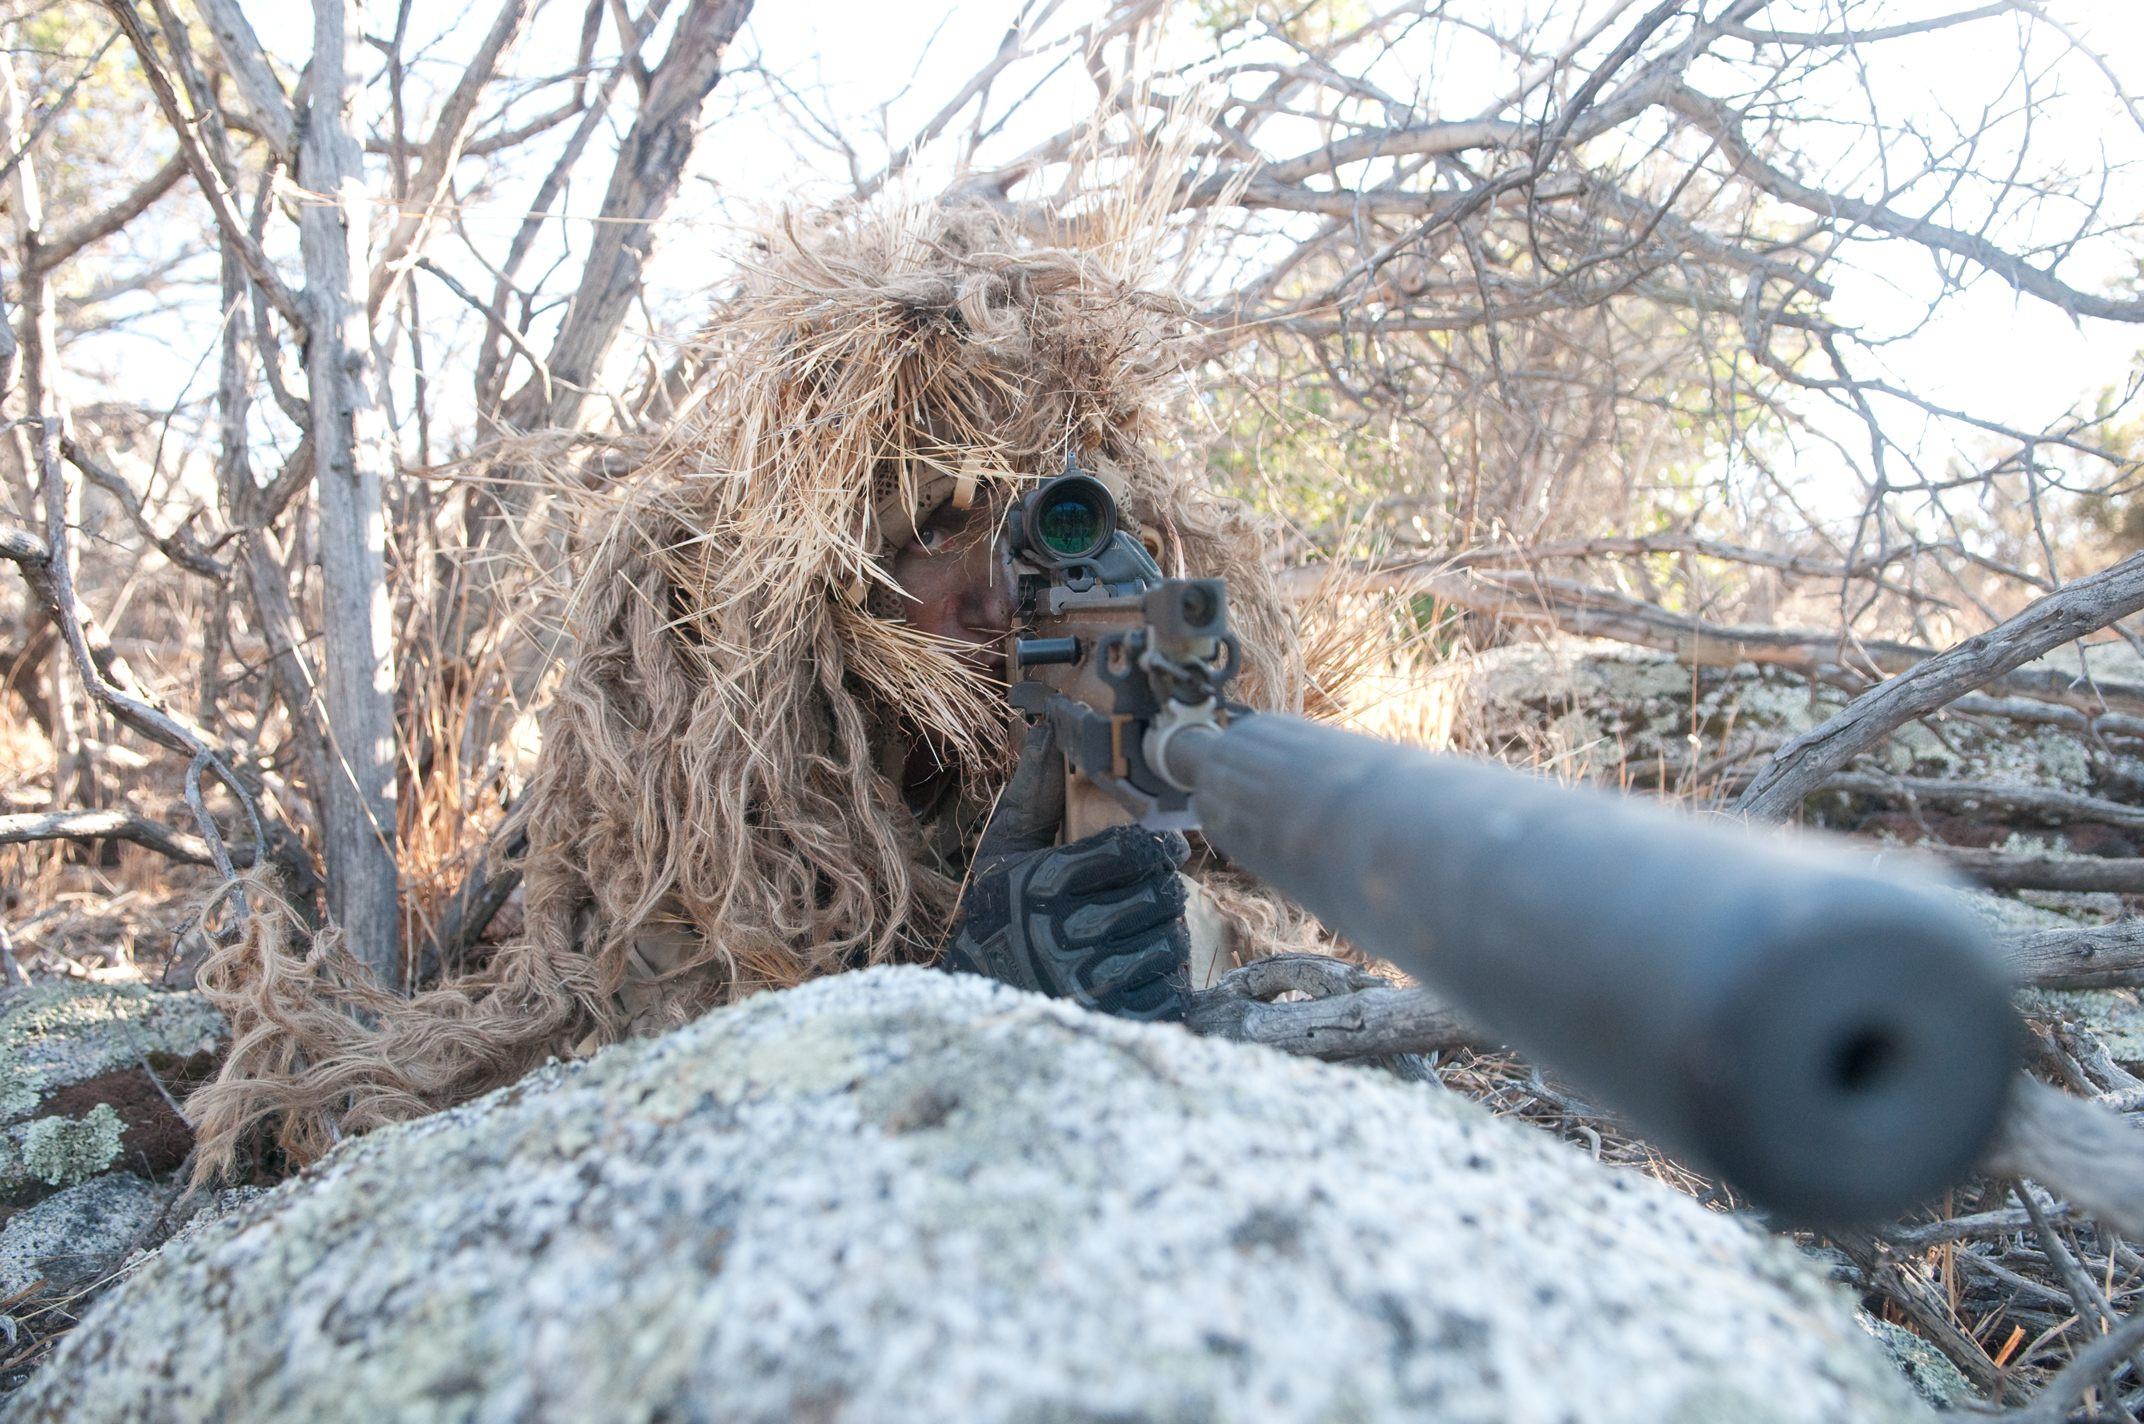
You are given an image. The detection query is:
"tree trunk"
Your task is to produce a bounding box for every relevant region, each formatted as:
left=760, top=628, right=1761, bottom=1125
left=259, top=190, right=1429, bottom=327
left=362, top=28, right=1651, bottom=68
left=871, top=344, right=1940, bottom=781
left=299, top=0, right=403, bottom=989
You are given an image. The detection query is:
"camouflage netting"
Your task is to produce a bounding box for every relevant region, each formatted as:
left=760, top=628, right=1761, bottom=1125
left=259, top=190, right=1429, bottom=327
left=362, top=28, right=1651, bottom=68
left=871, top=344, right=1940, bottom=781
left=185, top=199, right=1317, bottom=1178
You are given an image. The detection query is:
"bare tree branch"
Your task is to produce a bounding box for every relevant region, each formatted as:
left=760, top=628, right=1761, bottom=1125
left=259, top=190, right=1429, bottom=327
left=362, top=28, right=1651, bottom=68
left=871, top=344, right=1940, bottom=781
left=1668, top=82, right=2144, bottom=324
left=499, top=0, right=752, bottom=433
left=100, top=0, right=303, bottom=328
left=0, top=809, right=215, bottom=865
left=1738, top=554, right=2144, bottom=820
left=1988, top=1076, right=2144, bottom=1246
left=367, top=0, right=535, bottom=323
left=192, top=0, right=297, bottom=164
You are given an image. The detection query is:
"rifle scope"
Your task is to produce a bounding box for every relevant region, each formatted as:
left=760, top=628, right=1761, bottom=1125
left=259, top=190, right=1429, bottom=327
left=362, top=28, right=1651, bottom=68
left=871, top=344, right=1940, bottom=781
left=1013, top=472, right=1117, bottom=566
left=1158, top=714, right=2021, bottom=1227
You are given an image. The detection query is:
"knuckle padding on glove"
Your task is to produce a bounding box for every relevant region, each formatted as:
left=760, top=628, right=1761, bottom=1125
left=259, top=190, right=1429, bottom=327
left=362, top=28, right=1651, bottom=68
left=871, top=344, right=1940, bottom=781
left=1075, top=926, right=1188, bottom=998
left=1022, top=824, right=1183, bottom=899
left=1056, top=875, right=1185, bottom=944
left=943, top=822, right=1192, bottom=1022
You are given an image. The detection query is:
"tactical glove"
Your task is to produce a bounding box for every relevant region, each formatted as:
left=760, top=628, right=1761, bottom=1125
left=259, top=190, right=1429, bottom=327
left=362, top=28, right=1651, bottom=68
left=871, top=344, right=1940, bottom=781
left=942, top=721, right=1192, bottom=1021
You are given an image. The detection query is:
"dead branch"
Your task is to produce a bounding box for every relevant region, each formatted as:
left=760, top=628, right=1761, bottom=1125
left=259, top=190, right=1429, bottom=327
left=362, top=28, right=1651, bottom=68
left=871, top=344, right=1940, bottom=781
left=1929, top=849, right=2144, bottom=896
left=0, top=809, right=215, bottom=866
left=1988, top=1077, right=2144, bottom=1242
left=1830, top=1227, right=2021, bottom=1400
left=2003, top=1309, right=2144, bottom=1424
left=1284, top=562, right=2144, bottom=720
left=1738, top=555, right=2144, bottom=821
left=30, top=421, right=257, bottom=891
left=100, top=0, right=303, bottom=328
left=59, top=433, right=226, bottom=579
left=1187, top=953, right=1482, bottom=1060
left=1817, top=773, right=2144, bottom=834
left=367, top=0, right=535, bottom=323
left=1883, top=1201, right=2078, bottom=1252
left=34, top=152, right=187, bottom=273
left=2005, top=921, right=2144, bottom=991
left=191, top=0, right=296, bottom=163
left=1668, top=83, right=2144, bottom=326
left=421, top=827, right=527, bottom=980
left=497, top=0, right=751, bottom=433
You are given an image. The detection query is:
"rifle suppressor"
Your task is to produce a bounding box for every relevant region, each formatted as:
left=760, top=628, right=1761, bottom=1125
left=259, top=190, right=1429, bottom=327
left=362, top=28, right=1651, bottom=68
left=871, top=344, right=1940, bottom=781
left=1168, top=712, right=2021, bottom=1227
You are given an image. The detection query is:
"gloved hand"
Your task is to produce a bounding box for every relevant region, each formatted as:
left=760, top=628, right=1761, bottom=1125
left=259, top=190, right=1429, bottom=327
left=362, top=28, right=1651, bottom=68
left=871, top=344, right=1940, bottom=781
left=942, top=720, right=1191, bottom=1022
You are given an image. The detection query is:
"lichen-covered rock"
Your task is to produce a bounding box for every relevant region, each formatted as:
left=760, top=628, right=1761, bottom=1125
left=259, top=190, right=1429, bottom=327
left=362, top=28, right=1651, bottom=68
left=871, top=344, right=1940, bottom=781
left=1458, top=637, right=2144, bottom=813
left=13, top=1105, right=125, bottom=1190
left=8, top=968, right=1929, bottom=1424
left=0, top=1174, right=166, bottom=1299
left=1859, top=1316, right=1977, bottom=1409
left=0, top=982, right=224, bottom=1204
left=2020, top=987, right=2144, bottom=1063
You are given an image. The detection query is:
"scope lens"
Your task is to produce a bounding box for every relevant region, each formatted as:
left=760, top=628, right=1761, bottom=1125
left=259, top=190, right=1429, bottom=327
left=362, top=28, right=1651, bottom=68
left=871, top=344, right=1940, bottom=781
left=1036, top=491, right=1105, bottom=558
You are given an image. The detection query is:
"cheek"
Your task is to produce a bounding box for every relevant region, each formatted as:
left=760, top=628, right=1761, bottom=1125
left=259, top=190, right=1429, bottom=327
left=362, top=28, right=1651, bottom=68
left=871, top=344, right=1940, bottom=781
left=891, top=562, right=961, bottom=634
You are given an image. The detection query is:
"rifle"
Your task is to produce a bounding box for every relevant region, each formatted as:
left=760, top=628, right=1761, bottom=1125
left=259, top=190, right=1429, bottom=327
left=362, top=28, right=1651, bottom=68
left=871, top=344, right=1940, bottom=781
left=1000, top=456, right=2022, bottom=1228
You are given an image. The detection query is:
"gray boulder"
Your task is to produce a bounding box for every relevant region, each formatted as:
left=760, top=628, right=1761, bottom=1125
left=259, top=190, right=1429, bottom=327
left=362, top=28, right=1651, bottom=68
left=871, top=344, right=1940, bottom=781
left=4, top=967, right=1930, bottom=1424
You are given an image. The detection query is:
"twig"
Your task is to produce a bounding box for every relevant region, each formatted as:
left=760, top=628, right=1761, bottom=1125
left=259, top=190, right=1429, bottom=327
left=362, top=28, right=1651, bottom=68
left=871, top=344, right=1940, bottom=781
left=2018, top=1185, right=2141, bottom=1387
left=1833, top=1227, right=2020, bottom=1400
left=2004, top=1311, right=2144, bottom=1424
left=1885, top=1202, right=2073, bottom=1252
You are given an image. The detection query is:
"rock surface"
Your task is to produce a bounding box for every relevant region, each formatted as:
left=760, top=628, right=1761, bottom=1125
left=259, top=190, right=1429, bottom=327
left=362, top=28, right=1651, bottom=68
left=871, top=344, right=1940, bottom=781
left=1457, top=637, right=2131, bottom=808
left=1859, top=1316, right=1978, bottom=1410
left=0, top=1174, right=167, bottom=1299
left=0, top=983, right=224, bottom=1206
left=7, top=967, right=1928, bottom=1424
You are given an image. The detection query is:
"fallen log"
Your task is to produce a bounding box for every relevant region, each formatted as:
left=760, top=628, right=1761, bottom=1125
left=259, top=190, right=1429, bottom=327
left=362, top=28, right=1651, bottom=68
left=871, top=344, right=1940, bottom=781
left=1930, top=847, right=2144, bottom=896
left=1816, top=772, right=2144, bottom=833
left=2002, top=919, right=2144, bottom=989
left=1734, top=552, right=2144, bottom=820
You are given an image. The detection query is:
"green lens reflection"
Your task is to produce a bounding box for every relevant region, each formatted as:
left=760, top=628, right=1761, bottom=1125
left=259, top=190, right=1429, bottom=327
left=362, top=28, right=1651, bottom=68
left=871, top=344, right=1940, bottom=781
left=1037, top=495, right=1102, bottom=556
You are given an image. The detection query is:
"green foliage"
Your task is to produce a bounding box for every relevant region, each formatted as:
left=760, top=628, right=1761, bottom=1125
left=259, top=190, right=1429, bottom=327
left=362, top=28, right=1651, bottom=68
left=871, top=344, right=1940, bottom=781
left=1191, top=0, right=1372, bottom=46
left=15, top=3, right=165, bottom=217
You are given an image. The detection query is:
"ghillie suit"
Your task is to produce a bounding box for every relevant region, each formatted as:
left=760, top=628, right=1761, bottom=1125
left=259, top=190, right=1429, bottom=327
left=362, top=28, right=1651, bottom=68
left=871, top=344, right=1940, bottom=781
left=187, top=200, right=1316, bottom=1178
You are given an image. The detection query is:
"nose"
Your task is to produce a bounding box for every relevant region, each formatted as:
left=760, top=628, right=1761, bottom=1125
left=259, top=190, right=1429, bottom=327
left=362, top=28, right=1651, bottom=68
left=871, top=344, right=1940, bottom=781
left=957, top=539, right=1013, bottom=642
left=963, top=570, right=1012, bottom=640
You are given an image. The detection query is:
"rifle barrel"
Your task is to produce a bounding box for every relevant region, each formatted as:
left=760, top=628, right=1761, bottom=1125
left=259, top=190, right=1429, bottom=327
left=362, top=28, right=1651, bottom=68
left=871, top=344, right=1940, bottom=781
left=1169, top=713, right=2020, bottom=1226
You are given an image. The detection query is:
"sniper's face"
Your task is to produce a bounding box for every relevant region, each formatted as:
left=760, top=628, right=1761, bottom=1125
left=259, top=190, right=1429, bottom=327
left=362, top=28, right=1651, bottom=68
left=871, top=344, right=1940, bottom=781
left=888, top=499, right=1014, bottom=673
